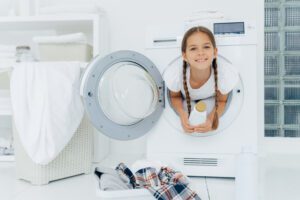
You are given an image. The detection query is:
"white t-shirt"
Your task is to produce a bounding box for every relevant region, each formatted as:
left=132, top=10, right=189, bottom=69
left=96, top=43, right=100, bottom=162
left=163, top=58, right=239, bottom=100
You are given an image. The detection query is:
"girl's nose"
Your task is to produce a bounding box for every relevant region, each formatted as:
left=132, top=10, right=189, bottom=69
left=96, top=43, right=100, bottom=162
left=197, top=49, right=204, bottom=55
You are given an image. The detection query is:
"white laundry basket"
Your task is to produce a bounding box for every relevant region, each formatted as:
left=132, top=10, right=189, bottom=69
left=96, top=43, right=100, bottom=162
left=93, top=174, right=155, bottom=200
left=13, top=114, right=93, bottom=185
left=96, top=188, right=155, bottom=200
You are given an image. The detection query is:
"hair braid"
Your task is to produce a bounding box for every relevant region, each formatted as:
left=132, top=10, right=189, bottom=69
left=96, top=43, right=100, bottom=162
left=183, top=61, right=192, bottom=115
left=212, top=58, right=219, bottom=130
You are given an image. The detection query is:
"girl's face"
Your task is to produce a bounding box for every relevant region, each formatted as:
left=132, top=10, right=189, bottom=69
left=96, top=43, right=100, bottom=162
left=182, top=32, right=217, bottom=70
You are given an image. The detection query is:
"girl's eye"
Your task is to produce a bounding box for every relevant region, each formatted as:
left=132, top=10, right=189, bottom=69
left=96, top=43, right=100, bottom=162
left=204, top=46, right=211, bottom=49
left=190, top=48, right=196, bottom=51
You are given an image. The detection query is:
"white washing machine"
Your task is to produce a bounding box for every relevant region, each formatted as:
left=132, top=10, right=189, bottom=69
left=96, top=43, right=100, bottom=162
left=80, top=19, right=258, bottom=179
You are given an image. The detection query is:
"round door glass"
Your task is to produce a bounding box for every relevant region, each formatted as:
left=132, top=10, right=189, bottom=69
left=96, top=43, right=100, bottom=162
left=98, top=62, right=159, bottom=125
left=162, top=55, right=243, bottom=137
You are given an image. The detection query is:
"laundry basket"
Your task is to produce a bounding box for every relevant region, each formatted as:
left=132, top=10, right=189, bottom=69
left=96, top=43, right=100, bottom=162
left=13, top=114, right=93, bottom=185
left=93, top=169, right=155, bottom=200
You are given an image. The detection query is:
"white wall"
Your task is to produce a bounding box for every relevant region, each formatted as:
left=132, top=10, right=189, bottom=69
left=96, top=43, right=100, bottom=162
left=37, top=0, right=261, bottom=51
left=0, top=0, right=264, bottom=156
left=97, top=0, right=260, bottom=52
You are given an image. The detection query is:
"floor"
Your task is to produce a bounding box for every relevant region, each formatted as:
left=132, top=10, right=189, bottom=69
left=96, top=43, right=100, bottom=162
left=4, top=155, right=300, bottom=200
left=0, top=160, right=236, bottom=200
left=258, top=154, right=300, bottom=200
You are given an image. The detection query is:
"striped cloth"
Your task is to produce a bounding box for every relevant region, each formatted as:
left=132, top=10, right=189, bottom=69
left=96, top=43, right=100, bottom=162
left=115, top=163, right=138, bottom=189
left=116, top=163, right=201, bottom=200
left=135, top=167, right=160, bottom=188
left=149, top=183, right=201, bottom=200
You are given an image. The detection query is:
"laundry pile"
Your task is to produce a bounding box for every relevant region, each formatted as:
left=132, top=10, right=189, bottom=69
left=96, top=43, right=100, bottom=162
left=95, top=162, right=201, bottom=200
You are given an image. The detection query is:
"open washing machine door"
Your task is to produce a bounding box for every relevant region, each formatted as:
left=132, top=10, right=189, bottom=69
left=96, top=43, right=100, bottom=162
left=80, top=50, right=164, bottom=140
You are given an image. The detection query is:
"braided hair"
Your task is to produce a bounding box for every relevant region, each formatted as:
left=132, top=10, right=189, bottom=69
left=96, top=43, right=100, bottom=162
left=181, top=26, right=219, bottom=130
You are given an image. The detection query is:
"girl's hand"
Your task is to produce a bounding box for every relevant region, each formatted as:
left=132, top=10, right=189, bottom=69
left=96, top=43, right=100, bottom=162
left=179, top=112, right=195, bottom=133
left=193, top=118, right=213, bottom=133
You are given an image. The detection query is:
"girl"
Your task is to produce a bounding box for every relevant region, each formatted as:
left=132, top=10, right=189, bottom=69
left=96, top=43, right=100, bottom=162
left=164, top=26, right=239, bottom=133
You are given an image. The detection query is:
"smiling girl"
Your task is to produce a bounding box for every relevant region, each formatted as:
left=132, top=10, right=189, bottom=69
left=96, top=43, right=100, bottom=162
left=164, top=26, right=239, bottom=133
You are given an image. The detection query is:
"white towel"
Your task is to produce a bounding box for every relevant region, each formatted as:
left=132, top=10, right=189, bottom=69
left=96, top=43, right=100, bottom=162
left=0, top=53, right=15, bottom=59
left=0, top=45, right=16, bottom=53
left=0, top=68, right=12, bottom=75
left=33, top=33, right=87, bottom=44
left=10, top=62, right=84, bottom=165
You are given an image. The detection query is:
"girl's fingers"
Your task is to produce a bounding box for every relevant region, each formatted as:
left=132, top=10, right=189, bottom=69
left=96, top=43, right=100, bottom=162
left=194, top=127, right=210, bottom=132
left=194, top=128, right=204, bottom=132
left=185, top=129, right=194, bottom=133
left=194, top=121, right=210, bottom=128
left=183, top=124, right=194, bottom=133
left=194, top=124, right=205, bottom=128
left=185, top=126, right=194, bottom=132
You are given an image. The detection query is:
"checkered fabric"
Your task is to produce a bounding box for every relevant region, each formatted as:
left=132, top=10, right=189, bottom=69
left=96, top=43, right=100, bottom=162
left=135, top=166, right=201, bottom=200
left=158, top=167, right=189, bottom=185
left=135, top=167, right=160, bottom=188
left=115, top=163, right=201, bottom=200
left=115, top=163, right=137, bottom=188
left=148, top=183, right=201, bottom=200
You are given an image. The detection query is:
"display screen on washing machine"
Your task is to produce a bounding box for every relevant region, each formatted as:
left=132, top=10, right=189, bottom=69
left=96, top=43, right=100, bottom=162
left=213, top=22, right=244, bottom=35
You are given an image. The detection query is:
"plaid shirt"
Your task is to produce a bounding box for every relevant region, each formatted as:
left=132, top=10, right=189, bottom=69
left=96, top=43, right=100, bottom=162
left=116, top=163, right=201, bottom=200
left=115, top=163, right=137, bottom=189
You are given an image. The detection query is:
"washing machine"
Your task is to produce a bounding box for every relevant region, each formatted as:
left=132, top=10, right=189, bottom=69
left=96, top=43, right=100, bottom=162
left=80, top=18, right=258, bottom=178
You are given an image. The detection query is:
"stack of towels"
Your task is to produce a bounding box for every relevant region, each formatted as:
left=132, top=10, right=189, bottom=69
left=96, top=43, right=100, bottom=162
left=0, top=45, right=16, bottom=71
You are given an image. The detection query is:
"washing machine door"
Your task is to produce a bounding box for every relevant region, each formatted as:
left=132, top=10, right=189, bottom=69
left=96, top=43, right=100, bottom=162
left=80, top=50, right=165, bottom=140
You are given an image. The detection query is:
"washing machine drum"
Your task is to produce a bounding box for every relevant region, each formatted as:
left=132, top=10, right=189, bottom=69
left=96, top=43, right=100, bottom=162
left=162, top=54, right=244, bottom=136
left=81, top=50, right=164, bottom=140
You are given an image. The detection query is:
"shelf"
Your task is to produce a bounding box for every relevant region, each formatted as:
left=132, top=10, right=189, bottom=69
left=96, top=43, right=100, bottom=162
left=0, top=13, right=108, bottom=117
left=0, top=110, right=11, bottom=116
left=0, top=15, right=100, bottom=31
left=0, top=13, right=109, bottom=58
left=0, top=14, right=104, bottom=22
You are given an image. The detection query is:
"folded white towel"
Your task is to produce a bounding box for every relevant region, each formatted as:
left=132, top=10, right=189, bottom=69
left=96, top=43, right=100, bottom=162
left=0, top=60, right=14, bottom=74
left=0, top=53, right=15, bottom=59
left=10, top=62, right=84, bottom=165
left=0, top=45, right=16, bottom=53
left=33, top=33, right=87, bottom=44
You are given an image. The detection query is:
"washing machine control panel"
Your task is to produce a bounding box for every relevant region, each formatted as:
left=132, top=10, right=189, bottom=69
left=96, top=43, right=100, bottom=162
left=213, top=22, right=245, bottom=35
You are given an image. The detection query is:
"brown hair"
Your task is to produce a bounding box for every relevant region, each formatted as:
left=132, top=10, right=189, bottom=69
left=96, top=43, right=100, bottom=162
left=181, top=26, right=219, bottom=130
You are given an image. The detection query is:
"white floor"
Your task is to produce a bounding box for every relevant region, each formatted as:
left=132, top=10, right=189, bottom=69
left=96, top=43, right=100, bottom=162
left=258, top=154, right=300, bottom=200
left=0, top=160, right=235, bottom=200
left=4, top=154, right=300, bottom=200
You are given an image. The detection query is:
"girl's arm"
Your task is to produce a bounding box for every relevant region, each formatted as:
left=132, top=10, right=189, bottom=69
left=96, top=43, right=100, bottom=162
left=207, top=91, right=228, bottom=122
left=169, top=90, right=194, bottom=133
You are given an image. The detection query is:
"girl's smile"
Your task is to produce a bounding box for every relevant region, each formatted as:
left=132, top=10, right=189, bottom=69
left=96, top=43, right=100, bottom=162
left=195, top=58, right=209, bottom=63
